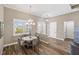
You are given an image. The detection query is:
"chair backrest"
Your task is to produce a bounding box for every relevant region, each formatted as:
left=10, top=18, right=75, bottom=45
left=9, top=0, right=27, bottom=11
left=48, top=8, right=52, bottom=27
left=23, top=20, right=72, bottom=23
left=21, top=34, right=29, bottom=37
left=32, top=36, right=40, bottom=47
left=18, top=38, right=21, bottom=46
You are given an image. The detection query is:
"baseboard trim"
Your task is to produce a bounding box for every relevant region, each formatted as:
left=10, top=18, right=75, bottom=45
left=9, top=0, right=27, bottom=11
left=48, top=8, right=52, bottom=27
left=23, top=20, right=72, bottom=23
left=56, top=38, right=64, bottom=41
left=40, top=40, right=49, bottom=45
left=3, top=42, right=18, bottom=47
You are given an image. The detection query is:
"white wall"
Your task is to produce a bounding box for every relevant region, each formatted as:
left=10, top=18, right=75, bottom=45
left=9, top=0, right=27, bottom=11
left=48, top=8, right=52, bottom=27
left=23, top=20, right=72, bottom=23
left=0, top=5, right=4, bottom=22
left=0, top=5, right=4, bottom=55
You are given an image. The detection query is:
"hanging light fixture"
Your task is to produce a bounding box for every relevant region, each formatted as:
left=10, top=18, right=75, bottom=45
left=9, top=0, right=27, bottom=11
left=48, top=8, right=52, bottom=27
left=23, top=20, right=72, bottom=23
left=27, top=4, right=36, bottom=36
left=27, top=4, right=35, bottom=25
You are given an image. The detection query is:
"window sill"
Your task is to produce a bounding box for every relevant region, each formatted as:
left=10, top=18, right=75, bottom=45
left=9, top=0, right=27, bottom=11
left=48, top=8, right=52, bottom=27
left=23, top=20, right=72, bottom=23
left=13, top=32, right=29, bottom=36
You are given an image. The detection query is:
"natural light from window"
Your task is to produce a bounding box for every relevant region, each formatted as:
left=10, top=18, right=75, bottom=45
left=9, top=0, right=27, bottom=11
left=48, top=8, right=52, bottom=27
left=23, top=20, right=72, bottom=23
left=37, top=21, right=46, bottom=34
left=13, top=19, right=29, bottom=36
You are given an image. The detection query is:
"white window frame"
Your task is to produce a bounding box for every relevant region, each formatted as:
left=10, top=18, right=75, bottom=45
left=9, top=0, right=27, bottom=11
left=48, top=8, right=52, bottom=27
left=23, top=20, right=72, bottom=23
left=37, top=21, right=46, bottom=34
left=13, top=19, right=29, bottom=36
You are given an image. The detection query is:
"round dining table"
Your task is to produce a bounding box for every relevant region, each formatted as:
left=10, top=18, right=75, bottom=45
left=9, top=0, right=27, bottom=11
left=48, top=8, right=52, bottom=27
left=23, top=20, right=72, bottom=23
left=22, top=36, right=37, bottom=41
left=21, top=36, right=38, bottom=48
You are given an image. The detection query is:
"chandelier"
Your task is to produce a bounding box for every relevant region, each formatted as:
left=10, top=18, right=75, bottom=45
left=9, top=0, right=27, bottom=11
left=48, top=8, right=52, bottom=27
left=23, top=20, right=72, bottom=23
left=27, top=4, right=35, bottom=25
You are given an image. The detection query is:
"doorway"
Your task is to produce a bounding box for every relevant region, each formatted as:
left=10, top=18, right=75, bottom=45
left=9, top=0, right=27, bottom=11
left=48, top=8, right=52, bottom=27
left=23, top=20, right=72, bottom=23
left=64, top=21, right=74, bottom=39
left=48, top=22, right=57, bottom=38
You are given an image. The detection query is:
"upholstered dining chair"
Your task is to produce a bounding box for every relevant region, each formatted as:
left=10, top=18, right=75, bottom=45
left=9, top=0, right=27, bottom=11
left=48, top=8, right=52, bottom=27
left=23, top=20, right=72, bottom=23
left=18, top=34, right=30, bottom=47
left=18, top=37, right=24, bottom=47
left=32, top=34, right=40, bottom=54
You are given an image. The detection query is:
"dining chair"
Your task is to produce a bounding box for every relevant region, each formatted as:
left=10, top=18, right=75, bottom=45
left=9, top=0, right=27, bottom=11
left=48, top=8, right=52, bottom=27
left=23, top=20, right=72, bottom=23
left=18, top=37, right=24, bottom=47
left=23, top=40, right=33, bottom=48
left=32, top=35, right=40, bottom=54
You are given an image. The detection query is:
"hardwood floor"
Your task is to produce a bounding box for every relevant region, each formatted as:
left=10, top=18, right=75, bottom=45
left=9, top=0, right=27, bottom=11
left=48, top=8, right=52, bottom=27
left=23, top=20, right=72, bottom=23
left=2, top=38, right=71, bottom=55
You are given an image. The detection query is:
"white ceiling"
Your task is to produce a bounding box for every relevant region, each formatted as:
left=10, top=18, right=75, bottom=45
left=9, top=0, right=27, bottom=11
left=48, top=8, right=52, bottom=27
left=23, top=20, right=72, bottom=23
left=4, top=4, right=79, bottom=18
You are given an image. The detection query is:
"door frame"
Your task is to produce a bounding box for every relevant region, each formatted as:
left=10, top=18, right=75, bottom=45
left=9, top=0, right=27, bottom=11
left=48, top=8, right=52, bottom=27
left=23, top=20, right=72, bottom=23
left=48, top=21, right=57, bottom=38
left=64, top=21, right=74, bottom=39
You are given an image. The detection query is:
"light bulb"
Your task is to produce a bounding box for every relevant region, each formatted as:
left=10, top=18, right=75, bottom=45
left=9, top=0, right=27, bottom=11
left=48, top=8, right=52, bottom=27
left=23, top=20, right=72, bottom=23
left=28, top=19, right=33, bottom=23
left=30, top=23, right=32, bottom=25
left=28, top=19, right=31, bottom=22
left=32, top=23, right=35, bottom=25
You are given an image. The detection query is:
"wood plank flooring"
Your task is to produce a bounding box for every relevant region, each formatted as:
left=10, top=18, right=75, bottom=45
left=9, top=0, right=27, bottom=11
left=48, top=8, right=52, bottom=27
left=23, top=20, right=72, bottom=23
left=2, top=39, right=71, bottom=55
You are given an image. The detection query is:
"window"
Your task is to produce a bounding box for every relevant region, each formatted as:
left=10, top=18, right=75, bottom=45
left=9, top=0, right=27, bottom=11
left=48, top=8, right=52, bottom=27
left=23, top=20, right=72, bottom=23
left=48, top=22, right=57, bottom=38
left=37, top=21, right=46, bottom=34
left=37, top=22, right=42, bottom=33
left=42, top=22, right=46, bottom=34
left=13, top=19, right=29, bottom=35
